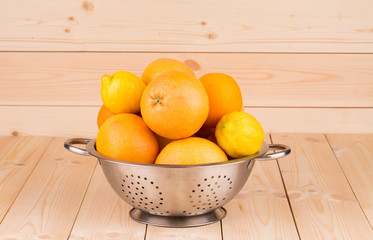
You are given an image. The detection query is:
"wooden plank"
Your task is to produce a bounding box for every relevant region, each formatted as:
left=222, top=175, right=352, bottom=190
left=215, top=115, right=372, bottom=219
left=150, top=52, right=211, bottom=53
left=245, top=107, right=373, bottom=134
left=0, top=138, right=97, bottom=239
left=222, top=135, right=299, bottom=239
left=69, top=163, right=146, bottom=240
left=1, top=52, right=373, bottom=107
left=326, top=134, right=373, bottom=228
left=0, top=136, right=51, bottom=222
left=146, top=223, right=221, bottom=239
left=0, top=0, right=372, bottom=52
left=271, top=133, right=373, bottom=239
left=0, top=106, right=100, bottom=138
left=1, top=106, right=372, bottom=137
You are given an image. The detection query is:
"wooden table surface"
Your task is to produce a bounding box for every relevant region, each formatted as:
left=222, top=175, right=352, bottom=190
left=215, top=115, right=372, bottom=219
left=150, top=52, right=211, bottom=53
left=0, top=133, right=372, bottom=239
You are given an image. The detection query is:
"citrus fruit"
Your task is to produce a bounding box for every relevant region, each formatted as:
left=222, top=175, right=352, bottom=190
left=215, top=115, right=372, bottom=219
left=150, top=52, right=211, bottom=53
left=142, top=58, right=196, bottom=85
left=97, top=105, right=115, bottom=128
left=156, top=135, right=176, bottom=151
left=207, top=132, right=217, bottom=144
left=96, top=113, right=158, bottom=163
left=195, top=127, right=215, bottom=139
left=200, top=73, right=243, bottom=128
left=215, top=111, right=264, bottom=158
left=101, top=71, right=146, bottom=114
left=140, top=71, right=209, bottom=139
left=155, top=137, right=227, bottom=165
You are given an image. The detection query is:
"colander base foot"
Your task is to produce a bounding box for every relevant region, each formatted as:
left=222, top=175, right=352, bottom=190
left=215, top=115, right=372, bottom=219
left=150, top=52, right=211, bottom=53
left=129, top=207, right=226, bottom=228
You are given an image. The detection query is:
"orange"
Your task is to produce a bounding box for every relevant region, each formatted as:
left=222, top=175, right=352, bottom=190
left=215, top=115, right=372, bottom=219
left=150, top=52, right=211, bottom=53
left=96, top=114, right=158, bottom=164
left=207, top=132, right=217, bottom=144
left=141, top=58, right=196, bottom=85
left=97, top=105, right=115, bottom=128
left=155, top=137, right=228, bottom=165
left=141, top=71, right=209, bottom=139
left=200, top=73, right=243, bottom=128
left=195, top=126, right=217, bottom=143
left=156, top=135, right=175, bottom=151
left=101, top=71, right=146, bottom=114
left=195, top=127, right=215, bottom=139
left=195, top=127, right=217, bottom=143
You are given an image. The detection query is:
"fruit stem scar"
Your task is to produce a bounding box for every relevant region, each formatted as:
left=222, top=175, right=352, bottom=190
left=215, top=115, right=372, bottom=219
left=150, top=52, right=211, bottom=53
left=101, top=75, right=112, bottom=84
left=154, top=97, right=162, bottom=104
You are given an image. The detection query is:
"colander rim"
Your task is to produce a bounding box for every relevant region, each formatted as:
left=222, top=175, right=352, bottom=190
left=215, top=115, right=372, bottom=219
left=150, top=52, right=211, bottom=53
left=86, top=139, right=269, bottom=168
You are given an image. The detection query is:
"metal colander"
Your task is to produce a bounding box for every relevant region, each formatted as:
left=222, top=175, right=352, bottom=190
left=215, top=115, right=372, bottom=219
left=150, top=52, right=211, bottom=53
left=64, top=138, right=290, bottom=228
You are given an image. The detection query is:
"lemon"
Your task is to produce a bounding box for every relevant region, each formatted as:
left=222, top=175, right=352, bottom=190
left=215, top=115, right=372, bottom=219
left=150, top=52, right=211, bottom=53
left=215, top=111, right=264, bottom=158
left=101, top=71, right=146, bottom=114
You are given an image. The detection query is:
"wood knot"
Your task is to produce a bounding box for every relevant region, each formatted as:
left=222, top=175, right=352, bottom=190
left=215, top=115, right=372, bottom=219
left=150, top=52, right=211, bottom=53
left=288, top=192, right=301, bottom=200
left=67, top=16, right=78, bottom=25
left=64, top=28, right=71, bottom=33
left=208, top=32, right=217, bottom=40
left=184, top=59, right=201, bottom=71
left=12, top=131, right=19, bottom=137
left=82, top=1, right=94, bottom=11
left=200, top=21, right=207, bottom=26
left=273, top=192, right=286, bottom=198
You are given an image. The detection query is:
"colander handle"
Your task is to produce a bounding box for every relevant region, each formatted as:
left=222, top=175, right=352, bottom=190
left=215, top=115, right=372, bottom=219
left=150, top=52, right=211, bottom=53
left=257, top=144, right=291, bottom=160
left=64, top=138, right=91, bottom=156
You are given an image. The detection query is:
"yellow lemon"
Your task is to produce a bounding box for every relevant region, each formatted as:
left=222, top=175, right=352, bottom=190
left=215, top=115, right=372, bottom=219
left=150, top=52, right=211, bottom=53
left=215, top=111, right=264, bottom=158
left=101, top=71, right=146, bottom=114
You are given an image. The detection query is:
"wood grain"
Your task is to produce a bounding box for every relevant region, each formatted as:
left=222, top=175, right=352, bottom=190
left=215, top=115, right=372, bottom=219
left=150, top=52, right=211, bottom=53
left=0, top=106, right=99, bottom=137
left=69, top=163, right=146, bottom=240
left=0, top=138, right=97, bottom=239
left=146, top=223, right=221, bottom=240
left=1, top=106, right=372, bottom=137
left=0, top=136, right=51, bottom=222
left=245, top=107, right=373, bottom=134
left=0, top=0, right=372, bottom=52
left=271, top=133, right=373, bottom=239
left=1, top=52, right=373, bottom=107
left=0, top=135, right=372, bottom=238
left=326, top=134, right=373, bottom=228
left=222, top=135, right=299, bottom=240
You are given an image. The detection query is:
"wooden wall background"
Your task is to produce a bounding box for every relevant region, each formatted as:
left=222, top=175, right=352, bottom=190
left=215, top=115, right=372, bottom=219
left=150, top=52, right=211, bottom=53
left=0, top=0, right=372, bottom=137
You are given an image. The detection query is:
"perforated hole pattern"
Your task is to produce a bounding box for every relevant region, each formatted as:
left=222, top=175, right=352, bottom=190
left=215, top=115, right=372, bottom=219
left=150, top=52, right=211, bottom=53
left=120, top=174, right=233, bottom=216
left=188, top=174, right=233, bottom=215
left=121, top=174, right=164, bottom=215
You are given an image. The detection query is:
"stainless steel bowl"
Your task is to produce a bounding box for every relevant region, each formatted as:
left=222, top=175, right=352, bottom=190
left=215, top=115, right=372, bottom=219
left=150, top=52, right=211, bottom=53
left=64, top=138, right=290, bottom=228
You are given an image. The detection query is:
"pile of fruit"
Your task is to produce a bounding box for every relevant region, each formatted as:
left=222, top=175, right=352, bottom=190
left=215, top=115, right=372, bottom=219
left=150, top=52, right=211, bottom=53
left=96, top=58, right=264, bottom=165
